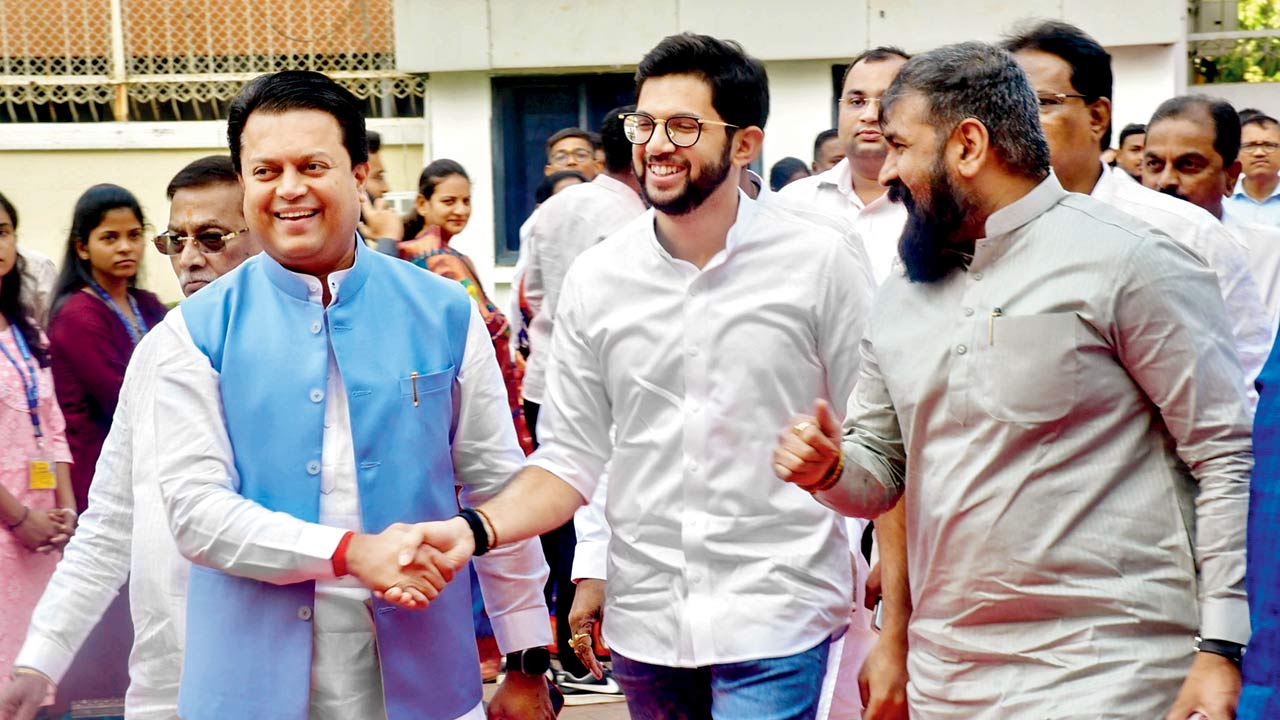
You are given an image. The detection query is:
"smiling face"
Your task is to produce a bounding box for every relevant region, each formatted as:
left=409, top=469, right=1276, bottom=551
left=238, top=108, right=367, bottom=275
left=1142, top=113, right=1235, bottom=220
left=77, top=207, right=146, bottom=284
left=167, top=183, right=260, bottom=296
left=839, top=55, right=907, bottom=178
left=416, top=173, right=472, bottom=241
left=632, top=73, right=739, bottom=217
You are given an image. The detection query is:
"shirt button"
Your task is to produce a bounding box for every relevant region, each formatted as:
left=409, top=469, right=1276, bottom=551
left=973, top=272, right=984, bottom=281
left=297, top=606, right=313, bottom=621
left=687, top=346, right=700, bottom=357
left=956, top=344, right=968, bottom=355
left=964, top=307, right=974, bottom=317
left=687, top=461, right=699, bottom=473
left=310, top=388, right=324, bottom=403
left=310, top=321, right=322, bottom=334
left=306, top=460, right=321, bottom=475
left=689, top=572, right=703, bottom=584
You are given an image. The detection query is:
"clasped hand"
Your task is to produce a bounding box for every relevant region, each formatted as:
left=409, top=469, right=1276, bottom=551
left=351, top=517, right=477, bottom=609
left=773, top=399, right=843, bottom=490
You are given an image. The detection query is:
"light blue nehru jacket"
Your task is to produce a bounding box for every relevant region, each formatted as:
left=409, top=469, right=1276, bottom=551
left=177, top=241, right=480, bottom=720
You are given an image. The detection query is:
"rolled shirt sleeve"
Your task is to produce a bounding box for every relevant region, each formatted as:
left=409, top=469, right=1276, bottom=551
left=1111, top=235, right=1254, bottom=643
left=452, top=301, right=553, bottom=654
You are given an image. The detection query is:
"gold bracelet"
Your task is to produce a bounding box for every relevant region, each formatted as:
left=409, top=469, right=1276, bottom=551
left=474, top=507, right=500, bottom=551
left=807, top=453, right=845, bottom=494
left=12, top=666, right=54, bottom=686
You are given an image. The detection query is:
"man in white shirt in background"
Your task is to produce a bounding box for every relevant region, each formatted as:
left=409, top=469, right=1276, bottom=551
left=0, top=155, right=261, bottom=720
left=520, top=104, right=643, bottom=702
left=811, top=128, right=844, bottom=174
left=1142, top=95, right=1280, bottom=334
left=393, top=32, right=877, bottom=720
left=780, top=47, right=909, bottom=284
left=1005, top=20, right=1271, bottom=392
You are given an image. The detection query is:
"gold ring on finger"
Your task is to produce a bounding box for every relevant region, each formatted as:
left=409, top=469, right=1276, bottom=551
left=793, top=421, right=814, bottom=435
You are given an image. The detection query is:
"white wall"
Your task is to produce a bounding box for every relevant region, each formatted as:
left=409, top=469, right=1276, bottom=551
left=761, top=60, right=837, bottom=174
left=1189, top=82, right=1280, bottom=117
left=1111, top=44, right=1183, bottom=140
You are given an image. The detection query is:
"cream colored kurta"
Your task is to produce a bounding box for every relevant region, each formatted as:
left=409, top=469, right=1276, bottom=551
left=836, top=174, right=1253, bottom=718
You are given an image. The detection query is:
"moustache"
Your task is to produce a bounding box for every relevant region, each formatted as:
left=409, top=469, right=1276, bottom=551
left=1157, top=187, right=1191, bottom=204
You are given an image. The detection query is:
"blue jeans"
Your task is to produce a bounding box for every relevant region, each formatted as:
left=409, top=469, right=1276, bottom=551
left=611, top=637, right=833, bottom=720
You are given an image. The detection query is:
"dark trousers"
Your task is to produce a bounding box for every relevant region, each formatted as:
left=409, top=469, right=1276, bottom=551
left=524, top=399, right=588, bottom=677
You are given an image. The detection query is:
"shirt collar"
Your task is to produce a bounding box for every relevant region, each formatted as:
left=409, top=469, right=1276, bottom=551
left=262, top=233, right=368, bottom=306
left=647, top=189, right=757, bottom=269
left=594, top=172, right=644, bottom=204
left=1233, top=174, right=1280, bottom=200
left=984, top=172, right=1069, bottom=239
left=816, top=158, right=867, bottom=210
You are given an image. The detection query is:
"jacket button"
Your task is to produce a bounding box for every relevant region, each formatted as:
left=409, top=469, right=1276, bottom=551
left=297, top=606, right=313, bottom=621
left=310, top=321, right=323, bottom=334
left=310, top=388, right=324, bottom=403
left=306, top=461, right=321, bottom=475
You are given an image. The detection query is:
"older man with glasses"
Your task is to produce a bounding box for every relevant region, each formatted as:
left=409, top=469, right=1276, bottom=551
left=0, top=156, right=261, bottom=720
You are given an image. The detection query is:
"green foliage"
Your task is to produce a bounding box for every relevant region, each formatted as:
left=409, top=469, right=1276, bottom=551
left=1193, top=0, right=1280, bottom=84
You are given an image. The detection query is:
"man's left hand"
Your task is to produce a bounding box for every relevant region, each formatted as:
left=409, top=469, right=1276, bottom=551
left=487, top=670, right=556, bottom=720
left=1165, top=651, right=1240, bottom=720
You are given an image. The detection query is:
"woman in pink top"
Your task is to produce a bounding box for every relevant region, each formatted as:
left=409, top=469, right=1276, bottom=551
left=0, top=192, right=75, bottom=678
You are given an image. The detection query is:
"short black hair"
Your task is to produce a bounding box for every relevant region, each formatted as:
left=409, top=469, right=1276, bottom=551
left=545, top=128, right=593, bottom=159
left=840, top=46, right=911, bottom=89
left=587, top=131, right=602, bottom=150
left=1243, top=112, right=1280, bottom=131
left=1118, top=123, right=1146, bottom=146
left=1239, top=108, right=1267, bottom=125
left=813, top=128, right=839, bottom=162
left=366, top=129, right=382, bottom=154
left=166, top=155, right=239, bottom=199
left=1149, top=95, right=1241, bottom=166
left=1002, top=20, right=1113, bottom=149
left=882, top=42, right=1051, bottom=181
left=535, top=170, right=589, bottom=204
left=636, top=33, right=769, bottom=131
left=769, top=156, right=810, bottom=191
left=600, top=105, right=636, bottom=173
left=226, top=70, right=368, bottom=174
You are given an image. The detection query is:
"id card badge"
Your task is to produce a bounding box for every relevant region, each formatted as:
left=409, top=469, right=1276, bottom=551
left=29, top=460, right=56, bottom=490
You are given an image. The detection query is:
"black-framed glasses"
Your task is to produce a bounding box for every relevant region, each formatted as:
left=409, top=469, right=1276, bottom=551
left=1243, top=141, right=1280, bottom=156
left=841, top=95, right=882, bottom=111
left=153, top=228, right=248, bottom=256
left=619, top=112, right=740, bottom=148
left=1036, top=92, right=1091, bottom=108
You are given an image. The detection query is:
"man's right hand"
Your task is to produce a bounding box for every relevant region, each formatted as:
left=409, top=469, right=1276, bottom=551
left=773, top=399, right=843, bottom=490
left=357, top=194, right=404, bottom=243
left=345, top=523, right=456, bottom=609
left=0, top=671, right=54, bottom=720
left=567, top=578, right=606, bottom=679
left=381, top=517, right=476, bottom=609
left=859, top=631, right=910, bottom=720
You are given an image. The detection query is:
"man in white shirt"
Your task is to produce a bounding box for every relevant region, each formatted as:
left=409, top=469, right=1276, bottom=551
left=780, top=47, right=909, bottom=285
left=521, top=105, right=643, bottom=698
left=778, top=41, right=1251, bottom=720
left=141, top=71, right=554, bottom=720
left=392, top=33, right=877, bottom=719
left=1004, top=20, right=1270, bottom=392
left=0, top=156, right=262, bottom=720
left=1143, top=95, right=1280, bottom=332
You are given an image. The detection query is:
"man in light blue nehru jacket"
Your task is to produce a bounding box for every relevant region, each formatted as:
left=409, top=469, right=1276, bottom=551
left=145, top=70, right=556, bottom=720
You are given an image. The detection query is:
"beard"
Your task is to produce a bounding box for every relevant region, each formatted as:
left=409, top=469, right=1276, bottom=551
left=637, top=140, right=734, bottom=216
left=888, top=158, right=980, bottom=284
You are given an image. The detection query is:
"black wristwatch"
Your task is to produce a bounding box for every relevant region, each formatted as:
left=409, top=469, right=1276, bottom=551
left=506, top=647, right=551, bottom=676
left=1196, top=637, right=1245, bottom=668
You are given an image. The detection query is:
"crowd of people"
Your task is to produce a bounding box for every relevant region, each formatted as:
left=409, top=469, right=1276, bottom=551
left=0, top=16, right=1279, bottom=720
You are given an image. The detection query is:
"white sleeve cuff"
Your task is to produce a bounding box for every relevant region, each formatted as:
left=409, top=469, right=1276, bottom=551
left=490, top=605, right=555, bottom=656
left=1201, top=597, right=1251, bottom=646
left=13, top=634, right=76, bottom=686
left=297, top=524, right=350, bottom=581
left=571, top=539, right=608, bottom=583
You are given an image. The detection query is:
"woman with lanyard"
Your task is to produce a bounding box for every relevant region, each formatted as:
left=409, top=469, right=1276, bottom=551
left=48, top=185, right=167, bottom=512
left=0, top=191, right=76, bottom=678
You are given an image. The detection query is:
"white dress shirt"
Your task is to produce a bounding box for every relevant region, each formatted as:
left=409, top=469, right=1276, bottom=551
left=523, top=173, right=646, bottom=405
left=528, top=191, right=876, bottom=667
left=778, top=157, right=908, bottom=284
left=1091, top=163, right=1272, bottom=397
left=1224, top=210, right=1280, bottom=335
left=836, top=175, right=1252, bottom=717
left=15, top=331, right=187, bottom=720
left=148, top=253, right=550, bottom=720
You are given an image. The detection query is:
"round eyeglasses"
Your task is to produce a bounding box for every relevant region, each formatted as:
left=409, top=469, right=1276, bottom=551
left=620, top=112, right=740, bottom=148
left=153, top=228, right=248, bottom=256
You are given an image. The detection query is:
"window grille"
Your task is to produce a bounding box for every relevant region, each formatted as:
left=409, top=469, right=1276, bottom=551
left=0, top=0, right=424, bottom=122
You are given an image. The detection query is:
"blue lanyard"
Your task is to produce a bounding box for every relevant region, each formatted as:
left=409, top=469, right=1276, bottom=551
left=0, top=326, right=42, bottom=442
left=88, top=281, right=147, bottom=345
